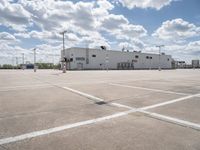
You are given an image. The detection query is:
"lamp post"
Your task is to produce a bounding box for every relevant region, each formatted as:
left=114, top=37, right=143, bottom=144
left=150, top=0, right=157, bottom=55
left=156, top=45, right=164, bottom=71
left=33, top=48, right=36, bottom=72
left=22, top=53, right=25, bottom=64
left=60, top=30, right=67, bottom=73
left=22, top=53, right=25, bottom=70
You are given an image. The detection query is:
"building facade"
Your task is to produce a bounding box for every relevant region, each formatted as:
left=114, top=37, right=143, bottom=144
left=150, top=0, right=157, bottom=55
left=192, top=60, right=200, bottom=68
left=61, top=47, right=173, bottom=70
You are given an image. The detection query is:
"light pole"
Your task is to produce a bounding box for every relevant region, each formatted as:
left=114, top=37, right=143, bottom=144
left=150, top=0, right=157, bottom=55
left=16, top=57, right=18, bottom=66
left=156, top=45, right=164, bottom=71
left=22, top=53, right=25, bottom=70
left=33, top=48, right=36, bottom=72
left=22, top=53, right=25, bottom=64
left=60, top=30, right=67, bottom=73
left=105, top=53, right=109, bottom=71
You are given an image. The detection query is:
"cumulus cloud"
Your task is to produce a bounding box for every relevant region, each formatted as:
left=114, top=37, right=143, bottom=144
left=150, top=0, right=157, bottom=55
left=118, top=0, right=175, bottom=10
left=101, top=14, right=128, bottom=31
left=18, top=0, right=97, bottom=32
left=0, top=43, right=63, bottom=64
left=0, top=32, right=17, bottom=41
left=101, top=14, right=147, bottom=41
left=118, top=38, right=145, bottom=51
left=153, top=18, right=200, bottom=40
left=97, top=0, right=114, bottom=10
left=118, top=24, right=147, bottom=39
left=1, top=0, right=199, bottom=64
left=0, top=0, right=31, bottom=31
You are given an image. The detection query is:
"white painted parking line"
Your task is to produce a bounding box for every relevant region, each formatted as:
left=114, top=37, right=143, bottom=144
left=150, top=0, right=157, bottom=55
left=0, top=109, right=137, bottom=145
left=62, top=86, right=200, bottom=130
left=139, top=110, right=200, bottom=131
left=1, top=85, right=200, bottom=145
left=111, top=103, right=133, bottom=109
left=62, top=86, right=200, bottom=111
left=109, top=83, right=189, bottom=96
left=62, top=87, right=104, bottom=102
left=62, top=87, right=135, bottom=109
left=141, top=93, right=200, bottom=110
left=1, top=99, right=200, bottom=145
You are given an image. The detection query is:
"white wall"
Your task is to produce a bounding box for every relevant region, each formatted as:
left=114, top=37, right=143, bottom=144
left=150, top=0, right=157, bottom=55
left=63, top=47, right=172, bottom=70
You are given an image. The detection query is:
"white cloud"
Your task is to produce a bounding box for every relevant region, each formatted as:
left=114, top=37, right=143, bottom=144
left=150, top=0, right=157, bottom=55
left=101, top=14, right=147, bottom=41
left=0, top=32, right=16, bottom=41
left=1, top=0, right=199, bottom=64
left=118, top=0, right=175, bottom=10
left=101, top=14, right=128, bottom=31
left=118, top=38, right=145, bottom=51
left=0, top=43, right=63, bottom=64
left=0, top=0, right=31, bottom=31
left=153, top=18, right=200, bottom=40
left=15, top=0, right=112, bottom=47
left=18, top=0, right=97, bottom=32
left=97, top=0, right=114, bottom=10
left=118, top=24, right=147, bottom=39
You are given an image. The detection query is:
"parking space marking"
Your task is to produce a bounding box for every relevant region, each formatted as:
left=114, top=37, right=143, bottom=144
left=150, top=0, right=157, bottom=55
left=1, top=78, right=200, bottom=146
left=109, top=83, right=189, bottom=96
left=62, top=86, right=200, bottom=110
left=1, top=85, right=200, bottom=145
left=111, top=103, right=133, bottom=109
left=139, top=110, right=200, bottom=131
left=62, top=86, right=200, bottom=130
left=0, top=109, right=137, bottom=146
left=62, top=87, right=136, bottom=109
left=141, top=93, right=200, bottom=110
left=62, top=87, right=105, bottom=102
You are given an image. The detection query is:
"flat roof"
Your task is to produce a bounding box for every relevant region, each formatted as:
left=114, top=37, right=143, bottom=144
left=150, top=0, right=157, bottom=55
left=65, top=47, right=171, bottom=57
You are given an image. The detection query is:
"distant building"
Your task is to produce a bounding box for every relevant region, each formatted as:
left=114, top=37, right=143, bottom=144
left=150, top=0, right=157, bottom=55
left=61, top=47, right=174, bottom=70
left=176, top=61, right=186, bottom=68
left=192, top=60, right=199, bottom=68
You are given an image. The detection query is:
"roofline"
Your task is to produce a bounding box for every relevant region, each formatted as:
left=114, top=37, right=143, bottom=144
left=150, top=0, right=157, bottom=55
left=64, top=47, right=171, bottom=57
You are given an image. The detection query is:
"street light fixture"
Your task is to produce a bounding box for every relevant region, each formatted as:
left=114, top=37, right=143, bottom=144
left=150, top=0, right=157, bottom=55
left=156, top=45, right=164, bottom=71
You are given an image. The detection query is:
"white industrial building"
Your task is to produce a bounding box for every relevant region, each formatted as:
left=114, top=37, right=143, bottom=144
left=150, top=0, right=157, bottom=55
left=61, top=47, right=173, bottom=70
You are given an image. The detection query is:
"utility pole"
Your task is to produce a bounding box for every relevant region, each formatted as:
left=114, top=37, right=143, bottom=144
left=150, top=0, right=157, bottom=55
left=22, top=53, right=25, bottom=70
left=33, top=48, right=36, bottom=72
left=22, top=53, right=25, bottom=64
left=12, top=56, right=14, bottom=69
left=60, top=30, right=67, bottom=73
left=105, top=52, right=109, bottom=71
left=156, top=45, right=164, bottom=71
left=16, top=57, right=18, bottom=66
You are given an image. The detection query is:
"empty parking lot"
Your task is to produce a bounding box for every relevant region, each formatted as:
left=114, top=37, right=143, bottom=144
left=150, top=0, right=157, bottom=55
left=0, top=69, right=200, bottom=150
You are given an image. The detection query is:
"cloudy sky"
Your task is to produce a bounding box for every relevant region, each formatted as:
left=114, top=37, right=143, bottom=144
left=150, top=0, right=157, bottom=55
left=0, top=0, right=200, bottom=65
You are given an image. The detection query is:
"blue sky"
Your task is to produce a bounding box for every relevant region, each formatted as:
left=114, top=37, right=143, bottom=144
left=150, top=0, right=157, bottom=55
left=0, top=0, right=200, bottom=64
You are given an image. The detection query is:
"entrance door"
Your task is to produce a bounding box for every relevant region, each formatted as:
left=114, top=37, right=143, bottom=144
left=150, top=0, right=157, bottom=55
left=77, top=63, right=83, bottom=70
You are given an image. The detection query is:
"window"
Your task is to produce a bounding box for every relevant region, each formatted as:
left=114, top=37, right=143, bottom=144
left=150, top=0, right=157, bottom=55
left=150, top=57, right=152, bottom=59
left=76, top=57, right=85, bottom=61
left=92, top=54, right=96, bottom=57
left=146, top=56, right=149, bottom=59
left=70, top=58, right=73, bottom=62
left=135, top=55, right=139, bottom=59
left=168, top=58, right=170, bottom=61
